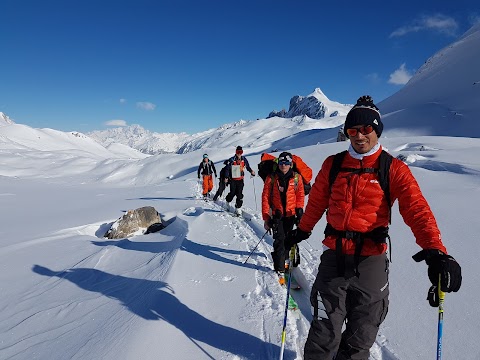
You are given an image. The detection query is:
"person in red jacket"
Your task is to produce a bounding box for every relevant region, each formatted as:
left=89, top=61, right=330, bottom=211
left=262, top=152, right=305, bottom=284
left=286, top=95, right=462, bottom=360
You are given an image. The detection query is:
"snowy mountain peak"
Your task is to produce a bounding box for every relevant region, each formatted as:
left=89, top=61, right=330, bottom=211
left=0, top=112, right=15, bottom=127
left=268, top=88, right=351, bottom=120
left=309, top=87, right=328, bottom=100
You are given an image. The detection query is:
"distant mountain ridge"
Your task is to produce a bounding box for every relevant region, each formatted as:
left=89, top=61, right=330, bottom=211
left=87, top=124, right=192, bottom=154
left=88, top=88, right=350, bottom=154
left=2, top=22, right=479, bottom=161
left=268, top=88, right=351, bottom=119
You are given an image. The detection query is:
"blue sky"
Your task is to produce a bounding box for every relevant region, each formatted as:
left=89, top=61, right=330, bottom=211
left=1, top=0, right=478, bottom=134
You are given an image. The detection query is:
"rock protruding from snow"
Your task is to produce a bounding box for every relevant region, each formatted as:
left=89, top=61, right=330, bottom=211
left=104, top=206, right=163, bottom=239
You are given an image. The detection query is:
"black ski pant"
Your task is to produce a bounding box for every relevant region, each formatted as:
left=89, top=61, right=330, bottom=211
left=225, top=179, right=244, bottom=208
left=271, top=216, right=296, bottom=272
left=304, top=250, right=389, bottom=360
left=213, top=179, right=228, bottom=201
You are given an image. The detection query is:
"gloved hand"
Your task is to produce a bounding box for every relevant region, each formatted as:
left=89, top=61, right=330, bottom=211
left=250, top=170, right=256, bottom=177
left=295, top=208, right=303, bottom=225
left=198, top=175, right=200, bottom=179
left=264, top=218, right=273, bottom=234
left=413, top=249, right=462, bottom=306
left=285, top=228, right=311, bottom=250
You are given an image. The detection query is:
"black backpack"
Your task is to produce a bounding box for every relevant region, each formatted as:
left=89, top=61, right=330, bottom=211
left=258, top=159, right=277, bottom=182
left=329, top=150, right=394, bottom=222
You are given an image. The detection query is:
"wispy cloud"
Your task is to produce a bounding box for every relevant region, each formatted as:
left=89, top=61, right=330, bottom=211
left=119, top=98, right=127, bottom=104
left=469, top=14, right=480, bottom=26
left=366, top=73, right=381, bottom=84
left=390, top=14, right=458, bottom=38
left=388, top=63, right=413, bottom=85
left=136, top=102, right=156, bottom=111
left=105, top=119, right=127, bottom=127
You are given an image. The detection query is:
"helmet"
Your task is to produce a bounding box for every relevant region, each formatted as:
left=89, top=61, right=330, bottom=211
left=203, top=154, right=209, bottom=159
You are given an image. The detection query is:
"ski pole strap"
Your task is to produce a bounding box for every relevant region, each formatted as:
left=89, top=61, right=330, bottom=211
left=324, top=223, right=390, bottom=277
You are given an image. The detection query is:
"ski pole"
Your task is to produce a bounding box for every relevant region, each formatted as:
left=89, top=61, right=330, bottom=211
left=243, top=230, right=269, bottom=264
left=437, top=276, right=445, bottom=360
left=279, top=246, right=296, bottom=360
left=252, top=176, right=258, bottom=211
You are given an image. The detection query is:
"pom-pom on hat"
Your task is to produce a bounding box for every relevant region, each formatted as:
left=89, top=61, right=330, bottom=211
left=344, top=95, right=383, bottom=137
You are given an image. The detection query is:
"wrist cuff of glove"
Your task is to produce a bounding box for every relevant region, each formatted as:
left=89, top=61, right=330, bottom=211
left=295, top=228, right=311, bottom=242
left=412, top=249, right=446, bottom=263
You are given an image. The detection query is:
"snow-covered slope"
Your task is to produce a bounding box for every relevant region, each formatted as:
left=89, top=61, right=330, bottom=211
left=0, top=124, right=150, bottom=180
left=379, top=23, right=480, bottom=138
left=1, top=134, right=479, bottom=360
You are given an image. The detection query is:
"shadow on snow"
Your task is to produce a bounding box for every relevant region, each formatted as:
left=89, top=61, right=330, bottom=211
left=32, top=265, right=293, bottom=359
left=90, top=237, right=270, bottom=273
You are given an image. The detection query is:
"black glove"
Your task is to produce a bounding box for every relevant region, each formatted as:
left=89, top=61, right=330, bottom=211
left=198, top=175, right=200, bottom=179
left=285, top=228, right=311, bottom=250
left=295, top=208, right=303, bottom=225
left=413, top=249, right=462, bottom=293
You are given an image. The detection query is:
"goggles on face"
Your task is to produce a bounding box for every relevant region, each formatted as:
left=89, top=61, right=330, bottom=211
left=278, top=160, right=292, bottom=166
left=236, top=150, right=243, bottom=155
left=346, top=125, right=374, bottom=137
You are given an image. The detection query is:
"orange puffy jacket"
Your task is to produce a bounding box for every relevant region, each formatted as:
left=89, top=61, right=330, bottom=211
left=262, top=172, right=305, bottom=221
left=298, top=146, right=446, bottom=255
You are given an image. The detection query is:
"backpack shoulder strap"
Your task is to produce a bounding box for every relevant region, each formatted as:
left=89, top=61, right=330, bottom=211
left=269, top=174, right=276, bottom=206
left=378, top=150, right=394, bottom=222
left=329, top=150, right=348, bottom=192
left=293, top=172, right=299, bottom=190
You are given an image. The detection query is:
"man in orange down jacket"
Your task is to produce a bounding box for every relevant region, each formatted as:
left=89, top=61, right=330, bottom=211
left=262, top=152, right=305, bottom=285
left=286, top=95, right=462, bottom=360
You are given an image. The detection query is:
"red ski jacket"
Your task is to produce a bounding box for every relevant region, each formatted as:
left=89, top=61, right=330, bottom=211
left=262, top=172, right=305, bottom=221
left=298, top=146, right=447, bottom=256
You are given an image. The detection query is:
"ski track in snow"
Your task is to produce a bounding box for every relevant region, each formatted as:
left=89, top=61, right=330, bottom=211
left=194, top=186, right=310, bottom=359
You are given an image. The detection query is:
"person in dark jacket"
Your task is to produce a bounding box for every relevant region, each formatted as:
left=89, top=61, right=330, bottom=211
left=224, top=146, right=255, bottom=214
left=197, top=154, right=217, bottom=198
left=213, top=160, right=229, bottom=201
left=286, top=95, right=462, bottom=360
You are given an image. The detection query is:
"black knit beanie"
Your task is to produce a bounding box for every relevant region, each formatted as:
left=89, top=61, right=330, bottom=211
left=344, top=95, right=383, bottom=137
left=277, top=152, right=293, bottom=163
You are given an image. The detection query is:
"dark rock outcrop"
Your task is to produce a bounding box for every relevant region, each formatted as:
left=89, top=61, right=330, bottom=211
left=104, top=206, right=164, bottom=239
